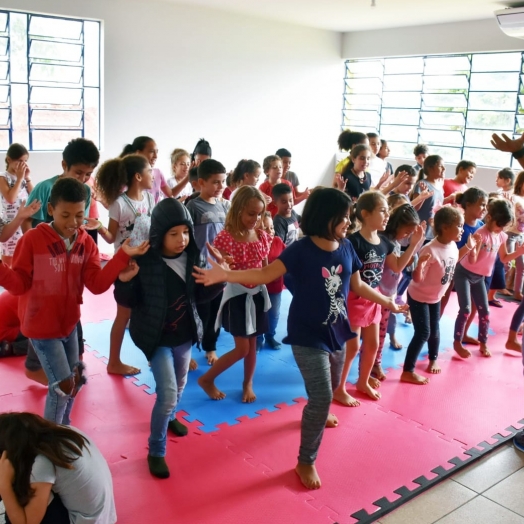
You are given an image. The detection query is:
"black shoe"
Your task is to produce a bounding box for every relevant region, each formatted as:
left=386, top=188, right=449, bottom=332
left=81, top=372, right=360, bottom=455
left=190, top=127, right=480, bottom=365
left=147, top=455, right=170, bottom=479
left=265, top=336, right=281, bottom=350
left=256, top=337, right=263, bottom=352
left=168, top=418, right=188, bottom=437
left=514, top=430, right=524, bottom=453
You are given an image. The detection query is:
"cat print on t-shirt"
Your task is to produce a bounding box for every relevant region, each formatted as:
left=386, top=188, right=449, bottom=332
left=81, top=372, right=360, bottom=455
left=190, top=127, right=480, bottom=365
left=322, top=265, right=348, bottom=325
left=441, top=257, right=456, bottom=285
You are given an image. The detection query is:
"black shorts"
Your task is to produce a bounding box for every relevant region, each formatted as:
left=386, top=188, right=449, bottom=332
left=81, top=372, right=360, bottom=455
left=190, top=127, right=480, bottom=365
left=222, top=292, right=268, bottom=338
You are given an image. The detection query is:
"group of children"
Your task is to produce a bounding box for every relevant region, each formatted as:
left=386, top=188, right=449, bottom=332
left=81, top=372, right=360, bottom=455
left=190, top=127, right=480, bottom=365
left=3, top=130, right=524, bottom=521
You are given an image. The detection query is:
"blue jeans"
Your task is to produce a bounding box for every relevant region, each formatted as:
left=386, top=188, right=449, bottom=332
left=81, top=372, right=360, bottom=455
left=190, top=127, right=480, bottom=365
left=149, top=341, right=192, bottom=457
left=31, top=327, right=81, bottom=425
left=265, top=292, right=282, bottom=338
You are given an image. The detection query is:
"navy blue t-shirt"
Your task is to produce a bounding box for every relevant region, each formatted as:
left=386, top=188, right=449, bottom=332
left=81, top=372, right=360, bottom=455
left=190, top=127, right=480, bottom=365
left=278, top=236, right=362, bottom=353
left=457, top=219, right=483, bottom=249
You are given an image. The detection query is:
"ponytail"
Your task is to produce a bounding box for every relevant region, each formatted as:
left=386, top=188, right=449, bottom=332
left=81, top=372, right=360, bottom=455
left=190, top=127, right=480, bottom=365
left=119, top=136, right=154, bottom=158
left=232, top=159, right=260, bottom=185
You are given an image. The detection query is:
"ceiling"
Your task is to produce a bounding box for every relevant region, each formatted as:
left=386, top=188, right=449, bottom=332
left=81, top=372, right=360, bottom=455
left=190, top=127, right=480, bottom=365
left=166, top=0, right=524, bottom=32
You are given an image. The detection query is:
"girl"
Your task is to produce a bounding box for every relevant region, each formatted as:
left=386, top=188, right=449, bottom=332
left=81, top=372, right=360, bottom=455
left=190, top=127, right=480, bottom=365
left=333, top=192, right=420, bottom=402
left=193, top=187, right=405, bottom=490
left=230, top=159, right=268, bottom=202
left=333, top=130, right=369, bottom=184
left=0, top=143, right=33, bottom=266
left=168, top=148, right=192, bottom=200
left=411, top=155, right=445, bottom=239
left=453, top=198, right=524, bottom=358
left=114, top=198, right=224, bottom=479
left=222, top=172, right=235, bottom=200
left=402, top=206, right=468, bottom=385
left=506, top=171, right=524, bottom=301
left=191, top=138, right=212, bottom=167
left=443, top=160, right=477, bottom=203
left=0, top=412, right=116, bottom=524
left=95, top=154, right=154, bottom=376
left=373, top=203, right=426, bottom=381
left=121, top=136, right=173, bottom=202
left=378, top=139, right=394, bottom=177
left=198, top=186, right=271, bottom=403
left=440, top=187, right=487, bottom=315
left=366, top=132, right=387, bottom=187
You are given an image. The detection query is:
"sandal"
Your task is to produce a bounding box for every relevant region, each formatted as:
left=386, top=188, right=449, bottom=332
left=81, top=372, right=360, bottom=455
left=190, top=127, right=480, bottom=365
left=489, top=299, right=503, bottom=308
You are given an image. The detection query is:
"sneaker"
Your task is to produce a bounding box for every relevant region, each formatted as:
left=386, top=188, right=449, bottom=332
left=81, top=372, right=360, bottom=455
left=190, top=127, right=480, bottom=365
left=147, top=455, right=170, bottom=479
left=0, top=341, right=13, bottom=358
left=265, top=336, right=281, bottom=350
left=168, top=418, right=188, bottom=437
left=514, top=430, right=524, bottom=453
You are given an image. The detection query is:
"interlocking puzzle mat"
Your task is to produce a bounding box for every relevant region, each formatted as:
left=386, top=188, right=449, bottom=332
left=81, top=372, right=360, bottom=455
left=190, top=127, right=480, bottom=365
left=0, top=289, right=523, bottom=523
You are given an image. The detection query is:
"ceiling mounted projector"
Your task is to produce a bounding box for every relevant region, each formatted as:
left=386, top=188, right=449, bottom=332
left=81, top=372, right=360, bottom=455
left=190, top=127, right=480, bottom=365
left=495, top=6, right=524, bottom=39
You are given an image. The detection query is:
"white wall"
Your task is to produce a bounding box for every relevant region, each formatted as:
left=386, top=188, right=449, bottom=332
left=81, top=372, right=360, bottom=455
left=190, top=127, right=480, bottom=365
left=8, top=0, right=342, bottom=187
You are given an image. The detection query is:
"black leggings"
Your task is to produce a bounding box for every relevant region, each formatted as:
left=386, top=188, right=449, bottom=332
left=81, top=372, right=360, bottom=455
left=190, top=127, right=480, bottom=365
left=403, top=293, right=441, bottom=372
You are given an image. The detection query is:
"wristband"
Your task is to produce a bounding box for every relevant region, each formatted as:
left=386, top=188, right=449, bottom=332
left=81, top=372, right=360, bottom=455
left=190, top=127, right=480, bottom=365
left=96, top=220, right=104, bottom=231
left=513, top=147, right=524, bottom=159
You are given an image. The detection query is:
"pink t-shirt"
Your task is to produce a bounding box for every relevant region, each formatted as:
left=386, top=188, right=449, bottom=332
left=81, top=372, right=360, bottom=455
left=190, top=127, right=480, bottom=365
left=443, top=179, right=467, bottom=198
left=148, top=168, right=167, bottom=204
left=408, top=239, right=458, bottom=304
left=460, top=225, right=507, bottom=277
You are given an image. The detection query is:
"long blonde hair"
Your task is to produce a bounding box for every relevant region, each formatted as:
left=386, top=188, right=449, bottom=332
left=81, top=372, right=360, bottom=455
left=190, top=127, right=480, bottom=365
left=226, top=185, right=266, bottom=235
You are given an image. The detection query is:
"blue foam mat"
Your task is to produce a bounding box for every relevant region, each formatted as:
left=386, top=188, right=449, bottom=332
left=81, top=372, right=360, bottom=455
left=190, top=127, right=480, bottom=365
left=81, top=290, right=483, bottom=432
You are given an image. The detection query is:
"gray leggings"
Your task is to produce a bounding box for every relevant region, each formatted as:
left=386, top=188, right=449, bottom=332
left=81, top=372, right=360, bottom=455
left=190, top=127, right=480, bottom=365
left=291, top=345, right=345, bottom=465
left=507, top=232, right=524, bottom=294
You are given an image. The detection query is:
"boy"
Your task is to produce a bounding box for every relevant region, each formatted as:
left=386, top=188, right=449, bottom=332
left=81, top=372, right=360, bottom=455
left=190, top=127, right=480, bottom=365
left=0, top=178, right=147, bottom=425
left=412, top=144, right=429, bottom=174
left=275, top=148, right=300, bottom=189
left=183, top=166, right=201, bottom=205
left=186, top=159, right=229, bottom=365
left=272, top=183, right=301, bottom=247
left=26, top=138, right=100, bottom=227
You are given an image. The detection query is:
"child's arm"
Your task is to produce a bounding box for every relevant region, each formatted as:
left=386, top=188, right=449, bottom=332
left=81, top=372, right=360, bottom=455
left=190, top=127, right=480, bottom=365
left=293, top=187, right=310, bottom=204
left=412, top=252, right=432, bottom=283
left=83, top=239, right=149, bottom=295
left=0, top=234, right=34, bottom=294
left=114, top=260, right=142, bottom=309
left=96, top=218, right=119, bottom=245
left=491, top=133, right=524, bottom=169
left=0, top=200, right=41, bottom=242
left=499, top=239, right=524, bottom=264
left=458, top=233, right=481, bottom=261
left=385, top=223, right=426, bottom=274
left=169, top=175, right=190, bottom=198
left=0, top=162, right=28, bottom=204
left=350, top=271, right=408, bottom=313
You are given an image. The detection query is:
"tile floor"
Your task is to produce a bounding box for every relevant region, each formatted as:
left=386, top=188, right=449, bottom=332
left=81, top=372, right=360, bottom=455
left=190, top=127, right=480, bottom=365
left=377, top=442, right=524, bottom=524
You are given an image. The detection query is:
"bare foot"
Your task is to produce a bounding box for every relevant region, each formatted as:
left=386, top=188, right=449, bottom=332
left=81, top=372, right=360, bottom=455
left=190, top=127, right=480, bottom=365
left=506, top=339, right=522, bottom=353
left=404, top=311, right=412, bottom=324
left=368, top=376, right=381, bottom=389
left=107, top=362, right=141, bottom=376
left=356, top=380, right=381, bottom=400
left=514, top=292, right=523, bottom=301
left=500, top=289, right=512, bottom=296
left=24, top=368, right=48, bottom=386
left=479, top=343, right=492, bottom=357
left=453, top=340, right=472, bottom=358
left=426, top=360, right=441, bottom=374
left=242, top=382, right=256, bottom=403
left=325, top=413, right=339, bottom=428
left=206, top=351, right=218, bottom=366
left=189, top=358, right=198, bottom=371
left=295, top=463, right=321, bottom=490
left=400, top=371, right=429, bottom=384
left=389, top=335, right=402, bottom=349
left=198, top=376, right=226, bottom=400
left=332, top=387, right=360, bottom=407
left=371, top=364, right=386, bottom=381
left=462, top=336, right=480, bottom=346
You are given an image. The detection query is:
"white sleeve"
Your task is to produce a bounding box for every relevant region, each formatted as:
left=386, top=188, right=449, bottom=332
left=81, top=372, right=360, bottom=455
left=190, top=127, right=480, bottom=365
left=30, top=455, right=56, bottom=485
left=108, top=198, right=123, bottom=222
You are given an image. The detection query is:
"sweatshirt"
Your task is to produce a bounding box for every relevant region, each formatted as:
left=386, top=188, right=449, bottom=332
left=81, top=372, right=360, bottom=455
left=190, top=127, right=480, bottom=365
left=0, top=223, right=130, bottom=339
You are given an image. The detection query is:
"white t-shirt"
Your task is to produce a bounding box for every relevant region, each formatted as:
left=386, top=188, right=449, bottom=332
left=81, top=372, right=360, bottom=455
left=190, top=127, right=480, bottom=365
left=108, top=192, right=153, bottom=251
left=30, top=429, right=116, bottom=524
left=168, top=177, right=192, bottom=199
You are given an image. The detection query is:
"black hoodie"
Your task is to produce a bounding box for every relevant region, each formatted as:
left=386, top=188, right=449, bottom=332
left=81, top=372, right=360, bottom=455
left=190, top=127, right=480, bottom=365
left=114, top=198, right=224, bottom=361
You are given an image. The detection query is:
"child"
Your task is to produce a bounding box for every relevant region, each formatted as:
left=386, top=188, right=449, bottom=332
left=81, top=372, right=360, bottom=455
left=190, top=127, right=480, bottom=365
left=95, top=154, right=154, bottom=376
left=413, top=144, right=429, bottom=174
left=193, top=187, right=404, bottom=490
left=334, top=192, right=417, bottom=402
left=506, top=171, right=524, bottom=301
left=25, top=138, right=99, bottom=227
left=373, top=203, right=425, bottom=380
left=259, top=155, right=308, bottom=216
left=496, top=167, right=515, bottom=200
left=191, top=138, right=212, bottom=166
left=186, top=159, right=230, bottom=365
left=0, top=144, right=33, bottom=266
left=453, top=198, right=524, bottom=358
left=411, top=155, right=445, bottom=239
left=222, top=172, right=235, bottom=200
left=0, top=178, right=147, bottom=424
left=402, top=207, right=467, bottom=384
left=443, top=160, right=477, bottom=203
left=0, top=412, right=116, bottom=524
left=230, top=159, right=267, bottom=202
left=276, top=148, right=300, bottom=189
left=272, top=183, right=301, bottom=247
left=333, top=130, right=369, bottom=183
left=121, top=136, right=172, bottom=202
left=184, top=166, right=200, bottom=205
left=336, top=145, right=372, bottom=202
left=114, top=198, right=224, bottom=479
left=366, top=132, right=387, bottom=187
left=378, top=139, right=394, bottom=176
left=169, top=148, right=192, bottom=200
left=197, top=186, right=271, bottom=402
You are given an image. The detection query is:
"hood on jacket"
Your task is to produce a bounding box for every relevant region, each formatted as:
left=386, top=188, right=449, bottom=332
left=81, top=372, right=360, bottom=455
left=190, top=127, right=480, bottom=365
left=149, top=198, right=199, bottom=260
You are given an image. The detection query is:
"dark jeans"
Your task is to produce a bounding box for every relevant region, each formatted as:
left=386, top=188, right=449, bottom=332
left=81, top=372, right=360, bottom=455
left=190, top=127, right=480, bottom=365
left=196, top=292, right=222, bottom=353
left=403, top=293, right=440, bottom=372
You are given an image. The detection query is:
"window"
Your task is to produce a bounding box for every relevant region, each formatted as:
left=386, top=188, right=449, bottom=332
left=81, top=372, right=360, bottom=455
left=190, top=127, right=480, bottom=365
left=342, top=52, right=524, bottom=168
left=3, top=10, right=100, bottom=151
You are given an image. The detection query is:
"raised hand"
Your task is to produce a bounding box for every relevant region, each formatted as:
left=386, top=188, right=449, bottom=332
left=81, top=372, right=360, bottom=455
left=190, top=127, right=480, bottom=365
left=491, top=132, right=524, bottom=153
left=14, top=160, right=29, bottom=181
left=467, top=232, right=482, bottom=251
left=121, top=238, right=150, bottom=257
left=15, top=199, right=41, bottom=219
left=334, top=173, right=347, bottom=191
left=82, top=218, right=101, bottom=231
left=410, top=222, right=426, bottom=246
left=118, top=259, right=139, bottom=282
left=418, top=253, right=432, bottom=266
left=206, top=242, right=233, bottom=270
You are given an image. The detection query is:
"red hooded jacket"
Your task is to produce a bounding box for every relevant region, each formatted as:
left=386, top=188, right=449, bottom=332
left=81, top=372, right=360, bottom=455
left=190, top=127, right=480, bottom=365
left=0, top=224, right=130, bottom=339
left=0, top=292, right=20, bottom=342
